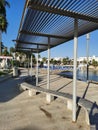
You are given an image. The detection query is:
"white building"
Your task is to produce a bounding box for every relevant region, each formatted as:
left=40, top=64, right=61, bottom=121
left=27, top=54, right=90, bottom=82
left=77, top=55, right=98, bottom=63
left=0, top=56, right=13, bottom=69
left=53, top=57, right=63, bottom=61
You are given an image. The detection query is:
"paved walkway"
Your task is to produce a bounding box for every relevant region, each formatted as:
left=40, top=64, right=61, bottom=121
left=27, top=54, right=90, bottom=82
left=0, top=68, right=98, bottom=130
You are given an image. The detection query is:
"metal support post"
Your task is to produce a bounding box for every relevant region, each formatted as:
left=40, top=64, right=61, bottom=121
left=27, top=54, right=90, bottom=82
left=28, top=55, right=29, bottom=75
left=86, top=33, right=90, bottom=81
left=46, top=37, right=54, bottom=103
left=73, top=18, right=78, bottom=122
left=36, top=51, right=39, bottom=86
left=47, top=37, right=50, bottom=90
left=31, top=53, right=33, bottom=76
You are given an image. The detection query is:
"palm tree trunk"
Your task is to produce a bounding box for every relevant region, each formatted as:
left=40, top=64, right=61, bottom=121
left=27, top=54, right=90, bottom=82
left=0, top=29, right=2, bottom=55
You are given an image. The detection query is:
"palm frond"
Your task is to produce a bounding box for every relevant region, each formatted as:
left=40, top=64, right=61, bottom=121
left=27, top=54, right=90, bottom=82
left=0, top=0, right=10, bottom=33
left=0, top=0, right=10, bottom=8
left=0, top=15, right=8, bottom=32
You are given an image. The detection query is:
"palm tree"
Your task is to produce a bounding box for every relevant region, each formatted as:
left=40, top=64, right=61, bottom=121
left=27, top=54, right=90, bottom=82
left=2, top=47, right=9, bottom=56
left=0, top=0, right=10, bottom=55
left=42, top=57, right=47, bottom=63
left=9, top=47, right=15, bottom=56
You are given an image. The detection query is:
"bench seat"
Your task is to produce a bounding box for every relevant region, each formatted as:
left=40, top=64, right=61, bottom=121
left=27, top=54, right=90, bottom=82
left=20, top=82, right=96, bottom=127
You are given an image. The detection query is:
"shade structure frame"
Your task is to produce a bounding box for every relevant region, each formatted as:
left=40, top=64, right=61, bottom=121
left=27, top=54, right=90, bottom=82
left=30, top=52, right=33, bottom=76
left=15, top=0, right=98, bottom=122
left=28, top=1, right=98, bottom=23
left=86, top=33, right=90, bottom=81
left=47, top=37, right=50, bottom=90
left=73, top=18, right=78, bottom=122
left=15, top=0, right=98, bottom=53
left=46, top=37, right=52, bottom=103
left=36, top=46, right=39, bottom=87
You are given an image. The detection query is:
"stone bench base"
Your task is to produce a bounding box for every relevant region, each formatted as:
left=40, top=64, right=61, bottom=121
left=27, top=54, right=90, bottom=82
left=20, top=82, right=95, bottom=126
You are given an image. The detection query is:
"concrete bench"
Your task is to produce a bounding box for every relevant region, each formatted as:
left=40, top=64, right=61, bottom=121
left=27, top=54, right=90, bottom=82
left=19, top=75, right=35, bottom=84
left=20, top=82, right=73, bottom=110
left=20, top=82, right=95, bottom=126
left=78, top=98, right=94, bottom=125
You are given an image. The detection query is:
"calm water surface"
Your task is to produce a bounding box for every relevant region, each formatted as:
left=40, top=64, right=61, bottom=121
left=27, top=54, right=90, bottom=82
left=48, top=65, right=98, bottom=82
left=77, top=69, right=98, bottom=82
left=60, top=69, right=98, bottom=82
left=43, top=65, right=98, bottom=82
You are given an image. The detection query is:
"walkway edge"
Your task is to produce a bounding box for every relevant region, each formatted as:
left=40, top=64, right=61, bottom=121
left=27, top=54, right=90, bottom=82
left=0, top=73, right=12, bottom=83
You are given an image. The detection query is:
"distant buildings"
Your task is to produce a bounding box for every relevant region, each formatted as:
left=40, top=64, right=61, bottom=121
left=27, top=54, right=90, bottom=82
left=0, top=56, right=13, bottom=69
left=77, top=55, right=98, bottom=64
left=39, top=55, right=98, bottom=66
left=53, top=57, right=63, bottom=61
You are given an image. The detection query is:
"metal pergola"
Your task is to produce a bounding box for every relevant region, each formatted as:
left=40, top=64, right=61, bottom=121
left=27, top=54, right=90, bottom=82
left=15, top=0, right=98, bottom=123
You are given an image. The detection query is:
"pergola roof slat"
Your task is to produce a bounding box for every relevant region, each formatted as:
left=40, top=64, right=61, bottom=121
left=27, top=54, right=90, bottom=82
left=28, top=2, right=98, bottom=23
left=20, top=30, right=69, bottom=39
left=15, top=40, right=55, bottom=47
left=15, top=0, right=98, bottom=53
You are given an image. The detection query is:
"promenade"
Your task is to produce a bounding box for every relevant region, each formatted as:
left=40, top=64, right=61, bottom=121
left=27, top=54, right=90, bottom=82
left=0, top=68, right=98, bottom=130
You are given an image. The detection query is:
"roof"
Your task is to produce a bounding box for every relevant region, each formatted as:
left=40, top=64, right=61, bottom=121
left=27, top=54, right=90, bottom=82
left=15, top=0, right=98, bottom=53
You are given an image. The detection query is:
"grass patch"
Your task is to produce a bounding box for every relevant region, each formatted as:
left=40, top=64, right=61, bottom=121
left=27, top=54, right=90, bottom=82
left=0, top=69, right=12, bottom=76
left=0, top=71, right=6, bottom=76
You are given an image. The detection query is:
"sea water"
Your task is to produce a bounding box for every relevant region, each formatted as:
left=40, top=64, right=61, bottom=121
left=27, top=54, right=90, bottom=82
left=77, top=69, right=98, bottom=82
left=43, top=65, right=98, bottom=82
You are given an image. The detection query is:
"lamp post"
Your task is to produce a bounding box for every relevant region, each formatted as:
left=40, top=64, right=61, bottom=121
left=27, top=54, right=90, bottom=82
left=86, top=33, right=90, bottom=81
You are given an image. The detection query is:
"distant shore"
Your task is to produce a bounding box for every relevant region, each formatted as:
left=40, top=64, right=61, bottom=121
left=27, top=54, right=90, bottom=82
left=82, top=65, right=98, bottom=71
left=89, top=65, right=98, bottom=70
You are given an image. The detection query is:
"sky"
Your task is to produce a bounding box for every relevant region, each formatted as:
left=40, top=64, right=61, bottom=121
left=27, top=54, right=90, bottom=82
left=2, top=0, right=98, bottom=59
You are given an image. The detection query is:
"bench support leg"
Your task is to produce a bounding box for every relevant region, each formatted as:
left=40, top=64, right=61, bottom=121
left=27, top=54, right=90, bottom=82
left=67, top=100, right=73, bottom=110
left=28, top=90, right=37, bottom=96
left=46, top=94, right=54, bottom=103
left=85, top=110, right=90, bottom=125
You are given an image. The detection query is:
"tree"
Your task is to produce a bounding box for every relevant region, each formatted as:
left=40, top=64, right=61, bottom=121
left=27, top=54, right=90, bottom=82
left=62, top=57, right=70, bottom=65
left=53, top=60, right=57, bottom=65
left=63, top=58, right=67, bottom=65
left=42, top=57, right=47, bottom=63
left=32, top=53, right=36, bottom=64
left=83, top=59, right=87, bottom=64
left=92, top=59, right=98, bottom=68
left=57, top=60, right=61, bottom=65
left=50, top=58, right=54, bottom=64
left=2, top=47, right=9, bottom=56
left=38, top=54, right=41, bottom=58
left=10, top=47, right=15, bottom=54
left=9, top=47, right=16, bottom=57
left=0, top=0, right=10, bottom=55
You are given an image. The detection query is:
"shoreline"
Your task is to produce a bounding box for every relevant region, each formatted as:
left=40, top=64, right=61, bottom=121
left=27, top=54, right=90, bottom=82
left=79, top=65, right=98, bottom=71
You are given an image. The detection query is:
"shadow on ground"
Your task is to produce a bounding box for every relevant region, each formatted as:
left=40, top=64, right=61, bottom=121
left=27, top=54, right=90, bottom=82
left=15, top=126, right=42, bottom=130
left=76, top=82, right=98, bottom=130
left=90, top=102, right=98, bottom=130
left=26, top=75, right=62, bottom=86
left=58, top=71, right=73, bottom=79
left=0, top=76, right=26, bottom=102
